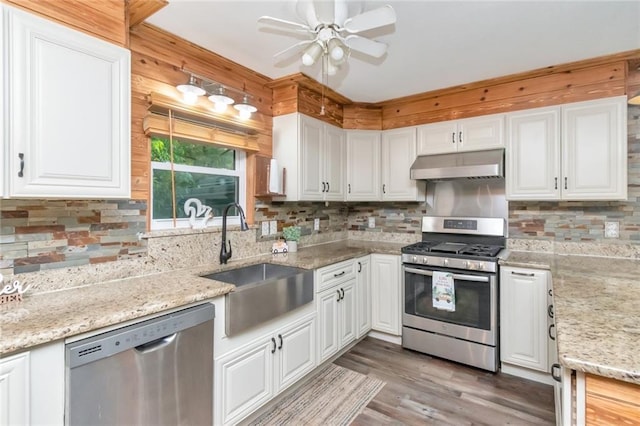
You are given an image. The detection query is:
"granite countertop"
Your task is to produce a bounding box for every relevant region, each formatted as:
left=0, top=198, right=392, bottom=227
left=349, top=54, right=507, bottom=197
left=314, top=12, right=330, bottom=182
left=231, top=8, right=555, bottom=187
left=501, top=251, right=640, bottom=385
left=0, top=240, right=403, bottom=356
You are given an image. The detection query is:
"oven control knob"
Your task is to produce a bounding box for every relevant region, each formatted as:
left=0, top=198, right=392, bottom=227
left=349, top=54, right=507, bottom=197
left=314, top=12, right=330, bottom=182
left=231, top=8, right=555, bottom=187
left=443, top=259, right=449, bottom=266
left=463, top=261, right=469, bottom=268
left=422, top=257, right=428, bottom=264
left=477, top=263, right=485, bottom=270
left=412, top=256, right=418, bottom=263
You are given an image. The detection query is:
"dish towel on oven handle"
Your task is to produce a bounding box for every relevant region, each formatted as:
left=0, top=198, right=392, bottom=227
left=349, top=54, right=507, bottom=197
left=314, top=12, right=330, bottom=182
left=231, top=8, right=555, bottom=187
left=432, top=271, right=455, bottom=311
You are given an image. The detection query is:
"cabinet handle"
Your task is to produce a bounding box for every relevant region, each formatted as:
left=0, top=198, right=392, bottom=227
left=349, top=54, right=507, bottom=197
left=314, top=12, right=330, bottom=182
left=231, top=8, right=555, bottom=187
left=382, top=184, right=386, bottom=194
left=564, top=177, right=567, bottom=190
left=511, top=271, right=535, bottom=277
left=458, top=131, right=462, bottom=144
left=358, top=261, right=362, bottom=273
left=452, top=132, right=456, bottom=144
left=348, top=184, right=351, bottom=194
left=554, top=177, right=558, bottom=190
left=271, top=337, right=277, bottom=354
left=18, top=153, right=24, bottom=178
left=322, top=182, right=326, bottom=192
left=548, top=304, right=554, bottom=319
left=327, top=181, right=330, bottom=192
left=277, top=334, right=283, bottom=350
left=548, top=289, right=553, bottom=297
left=336, top=289, right=341, bottom=301
left=551, top=363, right=562, bottom=382
left=548, top=323, right=556, bottom=341
left=340, top=288, right=345, bottom=300
left=333, top=271, right=345, bottom=278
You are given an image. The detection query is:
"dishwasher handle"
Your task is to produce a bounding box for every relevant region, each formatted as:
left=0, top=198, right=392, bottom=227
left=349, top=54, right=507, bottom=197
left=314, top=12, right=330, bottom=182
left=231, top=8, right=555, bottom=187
left=135, top=333, right=177, bottom=354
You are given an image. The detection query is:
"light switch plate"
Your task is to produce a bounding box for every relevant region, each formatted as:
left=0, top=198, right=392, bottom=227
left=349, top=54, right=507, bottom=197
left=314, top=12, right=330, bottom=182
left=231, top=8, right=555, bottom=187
left=604, top=221, right=619, bottom=238
left=261, top=221, right=269, bottom=237
left=269, top=220, right=278, bottom=235
left=314, top=218, right=320, bottom=231
left=368, top=217, right=375, bottom=228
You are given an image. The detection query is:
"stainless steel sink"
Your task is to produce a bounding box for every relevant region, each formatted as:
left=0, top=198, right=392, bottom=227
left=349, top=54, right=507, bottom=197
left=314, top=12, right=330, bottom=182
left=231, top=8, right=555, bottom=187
left=202, top=263, right=313, bottom=335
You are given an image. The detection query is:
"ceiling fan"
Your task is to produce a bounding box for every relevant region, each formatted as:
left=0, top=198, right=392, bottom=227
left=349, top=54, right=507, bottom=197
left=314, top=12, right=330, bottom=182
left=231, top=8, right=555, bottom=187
left=258, top=0, right=397, bottom=75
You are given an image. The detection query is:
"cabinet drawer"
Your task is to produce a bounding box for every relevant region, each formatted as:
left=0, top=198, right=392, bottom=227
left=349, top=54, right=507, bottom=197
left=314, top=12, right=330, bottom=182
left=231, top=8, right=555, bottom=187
left=316, top=260, right=356, bottom=293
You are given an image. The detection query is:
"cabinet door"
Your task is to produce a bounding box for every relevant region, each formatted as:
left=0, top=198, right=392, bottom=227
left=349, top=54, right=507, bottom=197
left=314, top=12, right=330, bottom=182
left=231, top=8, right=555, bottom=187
left=6, top=5, right=130, bottom=199
left=0, top=352, right=29, bottom=426
left=217, top=339, right=274, bottom=425
left=339, top=281, right=357, bottom=348
left=500, top=267, right=549, bottom=372
left=370, top=254, right=401, bottom=335
left=317, top=289, right=340, bottom=363
left=275, top=316, right=316, bottom=393
left=346, top=131, right=381, bottom=201
left=417, top=121, right=458, bottom=155
left=299, top=115, right=324, bottom=200
left=458, top=114, right=505, bottom=152
left=506, top=107, right=561, bottom=200
left=324, top=125, right=345, bottom=201
left=381, top=128, right=422, bottom=201
left=562, top=96, right=627, bottom=201
left=356, top=256, right=372, bottom=338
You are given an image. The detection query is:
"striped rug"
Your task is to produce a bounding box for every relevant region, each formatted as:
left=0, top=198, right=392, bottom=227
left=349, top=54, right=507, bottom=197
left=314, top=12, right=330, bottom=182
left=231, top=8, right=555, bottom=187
left=250, top=363, right=385, bottom=426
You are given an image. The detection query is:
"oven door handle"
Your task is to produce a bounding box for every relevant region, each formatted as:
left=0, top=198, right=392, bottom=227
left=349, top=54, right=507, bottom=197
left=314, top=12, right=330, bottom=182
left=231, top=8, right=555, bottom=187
left=403, top=267, right=490, bottom=283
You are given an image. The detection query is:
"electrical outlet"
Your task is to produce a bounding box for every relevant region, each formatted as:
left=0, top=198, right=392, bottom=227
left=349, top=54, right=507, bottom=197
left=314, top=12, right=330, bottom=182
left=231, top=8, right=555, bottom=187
left=604, top=221, right=619, bottom=238
left=314, top=218, right=320, bottom=231
left=368, top=217, right=375, bottom=228
left=261, top=221, right=269, bottom=237
left=269, top=220, right=278, bottom=235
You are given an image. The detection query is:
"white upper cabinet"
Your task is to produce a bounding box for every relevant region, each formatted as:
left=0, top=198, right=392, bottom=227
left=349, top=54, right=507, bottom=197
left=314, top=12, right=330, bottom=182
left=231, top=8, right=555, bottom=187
left=507, top=96, right=627, bottom=201
left=417, top=113, right=505, bottom=155
left=2, top=4, right=131, bottom=199
left=381, top=127, right=425, bottom=201
left=273, top=113, right=345, bottom=201
left=345, top=130, right=381, bottom=201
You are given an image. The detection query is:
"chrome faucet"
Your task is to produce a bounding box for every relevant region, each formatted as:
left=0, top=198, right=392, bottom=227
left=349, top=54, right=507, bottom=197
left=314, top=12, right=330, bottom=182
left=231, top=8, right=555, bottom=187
left=220, top=202, right=250, bottom=264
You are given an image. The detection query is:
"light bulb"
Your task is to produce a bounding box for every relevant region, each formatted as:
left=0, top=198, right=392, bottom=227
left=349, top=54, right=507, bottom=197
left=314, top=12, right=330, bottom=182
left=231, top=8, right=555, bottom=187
left=328, top=38, right=344, bottom=61
left=213, top=102, right=228, bottom=113
left=183, top=91, right=199, bottom=105
left=302, top=43, right=323, bottom=66
left=238, top=109, right=252, bottom=120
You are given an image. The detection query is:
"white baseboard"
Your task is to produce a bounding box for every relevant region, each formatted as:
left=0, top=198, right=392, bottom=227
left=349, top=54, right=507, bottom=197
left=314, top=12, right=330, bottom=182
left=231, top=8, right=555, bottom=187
left=501, top=362, right=554, bottom=385
left=367, top=330, right=402, bottom=345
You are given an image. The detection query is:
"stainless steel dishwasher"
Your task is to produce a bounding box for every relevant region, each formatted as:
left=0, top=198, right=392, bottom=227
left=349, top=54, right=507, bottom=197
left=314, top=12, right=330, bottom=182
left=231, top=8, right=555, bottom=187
left=65, top=303, right=215, bottom=425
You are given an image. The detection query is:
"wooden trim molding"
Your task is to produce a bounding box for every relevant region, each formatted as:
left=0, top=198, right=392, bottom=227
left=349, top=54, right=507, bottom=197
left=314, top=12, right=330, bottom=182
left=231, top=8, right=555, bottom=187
left=143, top=114, right=260, bottom=152
left=128, top=0, right=168, bottom=28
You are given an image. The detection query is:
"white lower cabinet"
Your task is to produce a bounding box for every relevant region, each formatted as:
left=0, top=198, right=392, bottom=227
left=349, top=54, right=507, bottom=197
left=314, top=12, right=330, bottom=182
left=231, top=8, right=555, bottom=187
left=370, top=254, right=402, bottom=336
left=355, top=255, right=372, bottom=338
left=500, top=266, right=551, bottom=382
left=316, top=280, right=356, bottom=364
left=215, top=314, right=316, bottom=425
left=0, top=341, right=64, bottom=426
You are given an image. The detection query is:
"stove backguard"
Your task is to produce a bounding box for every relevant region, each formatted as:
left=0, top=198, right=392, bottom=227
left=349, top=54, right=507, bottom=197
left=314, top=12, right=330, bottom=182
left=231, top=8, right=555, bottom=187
left=424, top=179, right=507, bottom=230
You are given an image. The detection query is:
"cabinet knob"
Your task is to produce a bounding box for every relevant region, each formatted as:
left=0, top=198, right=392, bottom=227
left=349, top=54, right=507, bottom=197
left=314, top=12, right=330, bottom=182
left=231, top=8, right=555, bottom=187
left=18, top=153, right=24, bottom=178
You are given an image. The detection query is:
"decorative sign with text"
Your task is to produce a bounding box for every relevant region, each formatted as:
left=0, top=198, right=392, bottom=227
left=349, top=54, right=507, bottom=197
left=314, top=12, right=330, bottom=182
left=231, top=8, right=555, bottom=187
left=0, top=273, right=30, bottom=305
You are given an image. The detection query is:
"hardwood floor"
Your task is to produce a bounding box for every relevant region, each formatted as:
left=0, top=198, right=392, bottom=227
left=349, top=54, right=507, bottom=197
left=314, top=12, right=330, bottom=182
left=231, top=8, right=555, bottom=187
left=334, top=337, right=556, bottom=425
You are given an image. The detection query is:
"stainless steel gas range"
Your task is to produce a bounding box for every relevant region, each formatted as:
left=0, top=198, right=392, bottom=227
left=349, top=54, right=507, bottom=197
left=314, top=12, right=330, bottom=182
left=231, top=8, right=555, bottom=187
left=402, top=216, right=506, bottom=372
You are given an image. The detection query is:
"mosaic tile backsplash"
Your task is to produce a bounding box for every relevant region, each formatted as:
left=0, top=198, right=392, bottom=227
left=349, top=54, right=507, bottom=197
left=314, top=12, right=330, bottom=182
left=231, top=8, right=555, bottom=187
left=0, top=200, right=147, bottom=276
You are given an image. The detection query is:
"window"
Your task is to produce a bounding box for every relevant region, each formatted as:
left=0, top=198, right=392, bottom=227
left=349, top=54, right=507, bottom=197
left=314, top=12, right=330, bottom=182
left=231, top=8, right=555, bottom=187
left=150, top=136, right=246, bottom=230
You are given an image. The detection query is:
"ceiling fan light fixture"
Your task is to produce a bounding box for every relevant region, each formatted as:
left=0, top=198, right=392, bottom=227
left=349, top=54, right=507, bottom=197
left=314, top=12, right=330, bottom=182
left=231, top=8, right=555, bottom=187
left=234, top=94, right=257, bottom=119
left=302, top=42, right=323, bottom=66
left=327, top=38, right=345, bottom=61
left=176, top=75, right=206, bottom=105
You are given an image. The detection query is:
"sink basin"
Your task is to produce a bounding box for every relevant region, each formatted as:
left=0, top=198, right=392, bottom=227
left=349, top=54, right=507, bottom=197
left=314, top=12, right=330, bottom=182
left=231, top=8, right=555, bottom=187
left=202, top=263, right=313, bottom=336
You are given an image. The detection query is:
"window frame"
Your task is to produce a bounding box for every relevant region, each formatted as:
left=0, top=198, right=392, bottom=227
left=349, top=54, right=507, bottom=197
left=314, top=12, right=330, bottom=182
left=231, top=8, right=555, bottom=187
left=150, top=138, right=247, bottom=231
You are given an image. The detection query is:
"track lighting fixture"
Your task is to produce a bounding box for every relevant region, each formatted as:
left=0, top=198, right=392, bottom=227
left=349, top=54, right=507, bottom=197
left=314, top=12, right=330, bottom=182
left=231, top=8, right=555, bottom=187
left=175, top=72, right=257, bottom=119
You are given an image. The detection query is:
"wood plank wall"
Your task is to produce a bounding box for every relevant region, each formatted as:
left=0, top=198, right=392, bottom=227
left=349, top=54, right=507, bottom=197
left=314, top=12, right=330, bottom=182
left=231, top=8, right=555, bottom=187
left=4, top=0, right=127, bottom=46
left=128, top=23, right=274, bottom=224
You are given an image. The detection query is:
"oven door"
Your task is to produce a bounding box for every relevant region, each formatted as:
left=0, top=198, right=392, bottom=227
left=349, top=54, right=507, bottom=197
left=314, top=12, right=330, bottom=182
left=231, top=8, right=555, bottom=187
left=403, top=264, right=497, bottom=345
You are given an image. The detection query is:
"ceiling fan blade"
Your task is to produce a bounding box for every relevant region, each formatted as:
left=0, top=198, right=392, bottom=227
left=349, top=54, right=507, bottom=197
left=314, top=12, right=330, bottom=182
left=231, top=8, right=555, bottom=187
left=313, top=0, right=335, bottom=24
left=344, top=35, right=388, bottom=58
left=296, top=0, right=321, bottom=28
left=334, top=0, right=348, bottom=26
left=342, top=5, right=396, bottom=33
left=273, top=40, right=315, bottom=62
left=258, top=15, right=311, bottom=31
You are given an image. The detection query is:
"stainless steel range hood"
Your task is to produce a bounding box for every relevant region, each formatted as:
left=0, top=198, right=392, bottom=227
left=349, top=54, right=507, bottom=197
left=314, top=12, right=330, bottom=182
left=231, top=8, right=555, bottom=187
left=410, top=149, right=504, bottom=180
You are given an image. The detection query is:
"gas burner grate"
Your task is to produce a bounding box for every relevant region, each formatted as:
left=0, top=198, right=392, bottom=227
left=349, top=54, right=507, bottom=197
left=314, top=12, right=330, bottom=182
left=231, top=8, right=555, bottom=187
left=458, top=244, right=503, bottom=257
